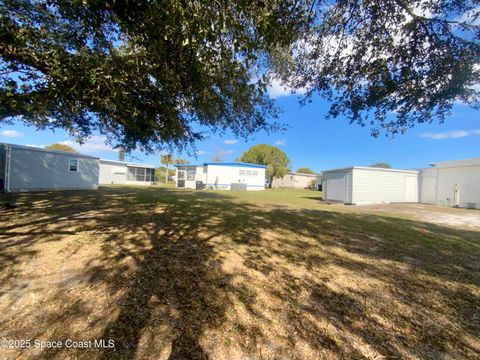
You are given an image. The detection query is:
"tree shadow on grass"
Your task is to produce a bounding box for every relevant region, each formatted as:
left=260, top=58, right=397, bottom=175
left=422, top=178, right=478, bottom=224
left=0, top=187, right=479, bottom=359
left=94, top=197, right=236, bottom=359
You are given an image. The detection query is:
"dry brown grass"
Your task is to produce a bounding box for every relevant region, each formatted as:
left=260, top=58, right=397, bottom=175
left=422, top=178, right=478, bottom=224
left=0, top=186, right=479, bottom=359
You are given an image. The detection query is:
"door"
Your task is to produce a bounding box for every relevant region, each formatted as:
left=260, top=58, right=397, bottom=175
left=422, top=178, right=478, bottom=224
left=420, top=176, right=436, bottom=203
left=325, top=172, right=347, bottom=201
left=177, top=170, right=186, bottom=188
left=405, top=176, right=418, bottom=202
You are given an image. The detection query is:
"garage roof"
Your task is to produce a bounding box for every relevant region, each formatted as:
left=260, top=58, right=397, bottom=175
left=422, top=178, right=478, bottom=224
left=322, top=166, right=418, bottom=174
left=429, top=157, right=480, bottom=168
left=1, top=142, right=99, bottom=159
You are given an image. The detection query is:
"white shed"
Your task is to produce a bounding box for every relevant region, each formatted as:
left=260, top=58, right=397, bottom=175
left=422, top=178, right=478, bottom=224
left=322, top=166, right=419, bottom=205
left=0, top=142, right=99, bottom=192
left=174, top=162, right=266, bottom=191
left=419, top=158, right=480, bottom=209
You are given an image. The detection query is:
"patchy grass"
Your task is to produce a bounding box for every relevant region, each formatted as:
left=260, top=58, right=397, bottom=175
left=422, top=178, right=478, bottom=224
left=0, top=186, right=479, bottom=359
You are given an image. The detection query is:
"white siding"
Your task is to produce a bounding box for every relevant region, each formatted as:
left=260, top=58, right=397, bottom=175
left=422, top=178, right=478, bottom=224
left=351, top=168, right=418, bottom=204
left=205, top=165, right=265, bottom=190
left=7, top=146, right=99, bottom=191
left=175, top=166, right=205, bottom=189
left=419, top=167, right=438, bottom=204
left=435, top=165, right=480, bottom=208
left=323, top=169, right=352, bottom=203
left=419, top=161, right=480, bottom=208
left=183, top=166, right=205, bottom=189
left=99, top=161, right=128, bottom=184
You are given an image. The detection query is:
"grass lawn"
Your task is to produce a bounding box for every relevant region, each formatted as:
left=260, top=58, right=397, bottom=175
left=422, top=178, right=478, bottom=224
left=0, top=186, right=479, bottom=359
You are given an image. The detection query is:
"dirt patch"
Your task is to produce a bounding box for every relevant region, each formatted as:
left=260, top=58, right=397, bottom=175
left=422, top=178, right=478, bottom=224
left=354, top=203, right=480, bottom=230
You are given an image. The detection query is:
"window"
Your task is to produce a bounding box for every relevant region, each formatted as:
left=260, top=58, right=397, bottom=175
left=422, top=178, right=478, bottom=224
left=187, top=168, right=196, bottom=181
left=135, top=167, right=146, bottom=181
left=127, top=167, right=135, bottom=181
left=146, top=168, right=155, bottom=181
left=178, top=171, right=185, bottom=180
left=127, top=166, right=155, bottom=182
left=68, top=158, right=78, bottom=172
left=241, top=169, right=258, bottom=177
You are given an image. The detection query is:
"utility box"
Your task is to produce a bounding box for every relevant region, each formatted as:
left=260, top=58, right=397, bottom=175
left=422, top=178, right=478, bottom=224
left=231, top=183, right=247, bottom=191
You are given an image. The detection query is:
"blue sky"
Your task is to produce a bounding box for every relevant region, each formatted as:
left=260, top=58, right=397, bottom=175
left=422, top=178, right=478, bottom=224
left=0, top=85, right=478, bottom=172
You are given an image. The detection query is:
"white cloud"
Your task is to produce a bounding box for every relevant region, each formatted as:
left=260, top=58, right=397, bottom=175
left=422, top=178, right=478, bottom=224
left=196, top=150, right=207, bottom=156
left=267, top=78, right=307, bottom=99
left=0, top=130, right=22, bottom=138
left=274, top=140, right=286, bottom=146
left=60, top=135, right=117, bottom=153
left=225, top=150, right=235, bottom=155
left=420, top=129, right=480, bottom=140
left=25, top=144, right=45, bottom=148
left=268, top=78, right=295, bottom=98
left=224, top=139, right=238, bottom=145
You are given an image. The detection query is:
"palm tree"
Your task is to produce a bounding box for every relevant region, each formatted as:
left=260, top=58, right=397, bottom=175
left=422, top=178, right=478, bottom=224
left=160, top=154, right=173, bottom=183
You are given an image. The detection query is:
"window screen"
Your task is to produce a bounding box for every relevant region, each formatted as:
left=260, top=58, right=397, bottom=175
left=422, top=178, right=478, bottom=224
left=135, top=167, right=146, bottom=181
left=68, top=158, right=78, bottom=172
left=127, top=167, right=136, bottom=181
left=146, top=168, right=155, bottom=181
left=187, top=168, right=196, bottom=181
left=127, top=167, right=154, bottom=181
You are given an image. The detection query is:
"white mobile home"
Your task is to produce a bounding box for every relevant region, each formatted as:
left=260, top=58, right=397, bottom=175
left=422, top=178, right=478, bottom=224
left=419, top=158, right=480, bottom=209
left=271, top=172, right=321, bottom=189
left=0, top=143, right=99, bottom=192
left=322, top=166, right=419, bottom=205
left=99, top=159, right=155, bottom=185
left=175, top=162, right=266, bottom=191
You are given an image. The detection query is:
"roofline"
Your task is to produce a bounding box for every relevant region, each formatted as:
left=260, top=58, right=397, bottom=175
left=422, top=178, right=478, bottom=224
left=428, top=157, right=480, bottom=166
left=204, top=162, right=268, bottom=168
left=0, top=142, right=99, bottom=159
left=99, top=158, right=155, bottom=168
left=322, top=166, right=419, bottom=174
left=174, top=162, right=267, bottom=169
left=288, top=172, right=321, bottom=177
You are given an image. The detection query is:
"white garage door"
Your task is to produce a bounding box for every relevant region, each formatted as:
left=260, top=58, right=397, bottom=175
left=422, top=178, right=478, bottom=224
left=326, top=172, right=347, bottom=201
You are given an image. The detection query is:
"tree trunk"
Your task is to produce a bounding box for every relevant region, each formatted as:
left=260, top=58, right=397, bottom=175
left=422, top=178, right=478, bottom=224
left=268, top=176, right=273, bottom=188
left=165, top=165, right=168, bottom=183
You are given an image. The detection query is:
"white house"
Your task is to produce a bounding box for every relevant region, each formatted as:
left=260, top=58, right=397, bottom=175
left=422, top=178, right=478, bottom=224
left=1, top=142, right=99, bottom=192
left=419, top=158, right=480, bottom=209
left=271, top=172, right=321, bottom=189
left=174, top=162, right=266, bottom=191
left=322, top=166, right=419, bottom=205
left=99, top=159, right=155, bottom=185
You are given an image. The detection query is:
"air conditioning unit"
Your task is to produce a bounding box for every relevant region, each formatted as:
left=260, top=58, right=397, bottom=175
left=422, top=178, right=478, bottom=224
left=465, top=202, right=477, bottom=209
